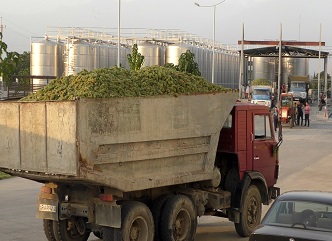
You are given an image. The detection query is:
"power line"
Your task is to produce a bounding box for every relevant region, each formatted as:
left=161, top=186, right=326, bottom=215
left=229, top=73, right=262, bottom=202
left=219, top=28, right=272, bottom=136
left=2, top=17, right=38, bottom=36
left=5, top=27, right=31, bottom=40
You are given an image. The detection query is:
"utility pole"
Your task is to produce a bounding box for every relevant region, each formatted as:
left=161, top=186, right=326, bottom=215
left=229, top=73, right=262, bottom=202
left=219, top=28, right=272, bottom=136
left=0, top=17, right=5, bottom=39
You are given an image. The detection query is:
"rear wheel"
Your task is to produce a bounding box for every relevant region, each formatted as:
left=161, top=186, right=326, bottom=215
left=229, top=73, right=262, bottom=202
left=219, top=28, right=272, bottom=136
left=92, top=230, right=102, bottom=239
left=121, top=201, right=154, bottom=241
left=235, top=185, right=262, bottom=237
left=102, top=227, right=121, bottom=241
left=43, top=219, right=56, bottom=241
left=160, top=195, right=197, bottom=241
left=151, top=195, right=173, bottom=241
left=53, top=217, right=90, bottom=241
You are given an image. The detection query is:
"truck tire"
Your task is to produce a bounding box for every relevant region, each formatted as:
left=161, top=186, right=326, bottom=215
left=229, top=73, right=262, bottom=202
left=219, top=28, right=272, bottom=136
left=160, top=195, right=197, bottom=241
left=151, top=194, right=173, bottom=241
left=53, top=218, right=90, bottom=241
left=235, top=185, right=262, bottom=237
left=92, top=230, right=102, bottom=239
left=290, top=113, right=294, bottom=128
left=43, top=219, right=56, bottom=241
left=121, top=201, right=154, bottom=241
left=102, top=227, right=121, bottom=241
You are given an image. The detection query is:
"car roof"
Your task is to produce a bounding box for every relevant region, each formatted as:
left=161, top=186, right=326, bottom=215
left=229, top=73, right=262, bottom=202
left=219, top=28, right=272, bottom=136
left=277, top=191, right=332, bottom=204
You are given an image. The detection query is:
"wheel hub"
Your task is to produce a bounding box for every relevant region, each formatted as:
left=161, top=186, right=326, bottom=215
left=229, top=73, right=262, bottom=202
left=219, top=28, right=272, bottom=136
left=130, top=225, right=139, bottom=240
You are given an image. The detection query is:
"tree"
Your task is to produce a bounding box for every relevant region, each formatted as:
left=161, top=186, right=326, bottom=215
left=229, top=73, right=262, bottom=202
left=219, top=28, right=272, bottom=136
left=164, top=50, right=201, bottom=77
left=127, top=44, right=144, bottom=70
left=15, top=51, right=30, bottom=76
left=311, top=71, right=331, bottom=90
left=177, top=50, right=201, bottom=76
left=0, top=33, right=20, bottom=84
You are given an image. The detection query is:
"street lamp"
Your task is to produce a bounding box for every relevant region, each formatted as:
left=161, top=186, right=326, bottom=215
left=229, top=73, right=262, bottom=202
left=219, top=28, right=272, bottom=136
left=117, top=0, right=121, bottom=68
left=194, top=0, right=226, bottom=84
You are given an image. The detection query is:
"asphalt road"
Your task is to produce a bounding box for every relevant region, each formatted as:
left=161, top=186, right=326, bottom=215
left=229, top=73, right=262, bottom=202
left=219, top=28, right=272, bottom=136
left=1, top=106, right=332, bottom=241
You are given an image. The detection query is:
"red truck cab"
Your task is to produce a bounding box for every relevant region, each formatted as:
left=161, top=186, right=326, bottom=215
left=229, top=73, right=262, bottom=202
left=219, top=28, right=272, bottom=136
left=216, top=102, right=281, bottom=236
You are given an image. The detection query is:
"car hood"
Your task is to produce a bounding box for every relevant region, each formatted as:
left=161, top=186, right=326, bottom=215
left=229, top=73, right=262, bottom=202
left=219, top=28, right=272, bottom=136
left=249, top=225, right=331, bottom=241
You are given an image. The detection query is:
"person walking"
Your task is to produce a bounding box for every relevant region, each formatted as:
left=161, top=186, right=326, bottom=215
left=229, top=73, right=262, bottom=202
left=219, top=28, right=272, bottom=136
left=296, top=101, right=303, bottom=126
left=304, top=101, right=311, bottom=127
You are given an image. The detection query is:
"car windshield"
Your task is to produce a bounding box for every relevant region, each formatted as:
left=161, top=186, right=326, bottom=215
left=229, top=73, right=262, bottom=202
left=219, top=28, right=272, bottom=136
left=262, top=200, right=332, bottom=232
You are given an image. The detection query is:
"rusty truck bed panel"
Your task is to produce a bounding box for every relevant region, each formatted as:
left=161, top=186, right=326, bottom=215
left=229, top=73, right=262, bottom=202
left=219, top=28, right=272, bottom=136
left=0, top=92, right=238, bottom=192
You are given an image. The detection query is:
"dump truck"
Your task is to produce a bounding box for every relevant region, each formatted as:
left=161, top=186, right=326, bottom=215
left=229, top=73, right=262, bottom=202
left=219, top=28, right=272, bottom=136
left=249, top=79, right=273, bottom=108
left=288, top=75, right=310, bottom=103
left=0, top=92, right=281, bottom=241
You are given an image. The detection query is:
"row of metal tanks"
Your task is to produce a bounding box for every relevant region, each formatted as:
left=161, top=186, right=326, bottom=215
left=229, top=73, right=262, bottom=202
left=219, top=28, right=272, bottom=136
left=30, top=37, right=240, bottom=89
left=31, top=36, right=309, bottom=89
left=249, top=56, right=309, bottom=85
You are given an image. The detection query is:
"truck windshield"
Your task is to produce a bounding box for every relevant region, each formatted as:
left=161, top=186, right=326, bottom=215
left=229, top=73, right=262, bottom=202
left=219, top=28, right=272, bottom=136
left=252, top=89, right=270, bottom=100
left=290, top=83, right=306, bottom=91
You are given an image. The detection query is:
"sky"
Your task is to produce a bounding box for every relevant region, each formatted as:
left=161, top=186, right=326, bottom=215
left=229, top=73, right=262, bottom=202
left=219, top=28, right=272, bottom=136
left=1, top=0, right=332, bottom=74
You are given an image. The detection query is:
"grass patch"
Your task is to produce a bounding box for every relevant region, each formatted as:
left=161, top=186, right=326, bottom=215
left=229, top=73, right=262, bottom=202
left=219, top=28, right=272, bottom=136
left=0, top=171, right=11, bottom=180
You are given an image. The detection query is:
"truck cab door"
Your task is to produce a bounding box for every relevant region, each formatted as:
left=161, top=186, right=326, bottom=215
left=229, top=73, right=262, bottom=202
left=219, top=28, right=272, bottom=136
left=251, top=113, right=278, bottom=187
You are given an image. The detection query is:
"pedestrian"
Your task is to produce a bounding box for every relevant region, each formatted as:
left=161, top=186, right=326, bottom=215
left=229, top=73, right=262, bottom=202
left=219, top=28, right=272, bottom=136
left=246, top=85, right=250, bottom=100
left=273, top=107, right=279, bottom=132
left=296, top=101, right=303, bottom=126
left=271, top=95, right=276, bottom=110
left=304, top=101, right=311, bottom=127
left=319, top=94, right=326, bottom=111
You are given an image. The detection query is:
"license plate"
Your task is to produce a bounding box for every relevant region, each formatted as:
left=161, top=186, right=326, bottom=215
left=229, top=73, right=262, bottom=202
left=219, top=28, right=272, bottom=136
left=39, top=204, right=57, bottom=213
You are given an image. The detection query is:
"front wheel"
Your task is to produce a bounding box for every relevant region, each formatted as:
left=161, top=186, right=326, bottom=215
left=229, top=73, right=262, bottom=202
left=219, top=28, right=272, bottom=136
left=289, top=115, right=294, bottom=128
left=235, top=185, right=262, bottom=237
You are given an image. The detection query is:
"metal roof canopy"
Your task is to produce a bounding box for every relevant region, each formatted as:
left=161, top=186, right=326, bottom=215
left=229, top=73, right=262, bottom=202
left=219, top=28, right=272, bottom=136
left=241, top=45, right=329, bottom=58
left=238, top=39, right=330, bottom=101
left=237, top=40, right=329, bottom=58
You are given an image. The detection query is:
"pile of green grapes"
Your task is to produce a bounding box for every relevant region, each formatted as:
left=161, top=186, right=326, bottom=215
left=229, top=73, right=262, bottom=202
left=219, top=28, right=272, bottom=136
left=21, top=66, right=228, bottom=101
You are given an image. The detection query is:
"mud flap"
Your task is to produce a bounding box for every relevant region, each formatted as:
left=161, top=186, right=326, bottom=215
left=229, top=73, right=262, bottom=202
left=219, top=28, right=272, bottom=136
left=36, top=198, right=59, bottom=221
left=95, top=203, right=121, bottom=228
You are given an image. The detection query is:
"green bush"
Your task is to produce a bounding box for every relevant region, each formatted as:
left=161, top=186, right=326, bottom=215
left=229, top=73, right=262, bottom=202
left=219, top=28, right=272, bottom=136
left=0, top=171, right=11, bottom=180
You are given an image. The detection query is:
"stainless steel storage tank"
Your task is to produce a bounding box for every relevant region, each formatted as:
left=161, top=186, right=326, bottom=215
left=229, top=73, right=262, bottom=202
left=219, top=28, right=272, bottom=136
left=120, top=46, right=131, bottom=69
left=137, top=41, right=165, bottom=67
left=30, top=38, right=64, bottom=84
left=64, top=38, right=94, bottom=76
left=252, top=57, right=275, bottom=81
left=165, top=43, right=194, bottom=66
left=108, top=43, right=118, bottom=68
left=282, top=57, right=309, bottom=82
left=252, top=57, right=309, bottom=85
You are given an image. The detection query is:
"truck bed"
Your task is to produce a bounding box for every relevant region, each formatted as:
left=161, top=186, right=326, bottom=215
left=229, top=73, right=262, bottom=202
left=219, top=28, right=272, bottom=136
left=0, top=92, right=238, bottom=192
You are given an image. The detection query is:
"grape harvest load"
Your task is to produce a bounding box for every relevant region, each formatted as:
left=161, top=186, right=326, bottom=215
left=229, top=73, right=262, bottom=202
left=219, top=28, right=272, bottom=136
left=21, top=66, right=229, bottom=101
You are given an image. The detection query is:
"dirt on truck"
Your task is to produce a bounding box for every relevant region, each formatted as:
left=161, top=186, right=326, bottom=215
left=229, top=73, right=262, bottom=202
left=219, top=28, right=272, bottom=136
left=0, top=66, right=281, bottom=241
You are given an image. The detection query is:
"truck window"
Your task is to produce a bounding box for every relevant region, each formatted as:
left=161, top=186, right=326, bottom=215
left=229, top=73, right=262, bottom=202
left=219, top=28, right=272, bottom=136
left=254, top=115, right=272, bottom=139
left=223, top=114, right=232, bottom=128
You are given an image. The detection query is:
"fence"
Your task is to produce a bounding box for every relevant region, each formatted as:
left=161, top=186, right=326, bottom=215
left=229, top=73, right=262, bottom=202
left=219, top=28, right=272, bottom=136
left=0, top=76, right=56, bottom=100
